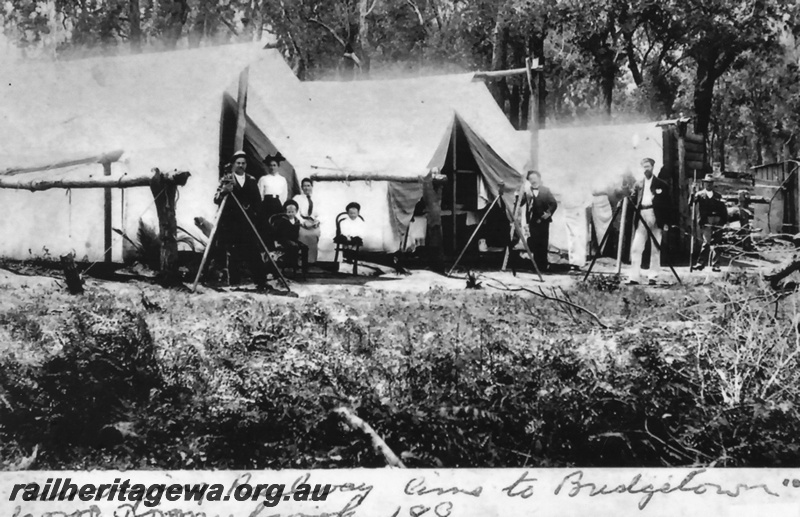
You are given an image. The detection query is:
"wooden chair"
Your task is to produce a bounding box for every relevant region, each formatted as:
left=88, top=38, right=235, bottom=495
left=333, top=212, right=365, bottom=275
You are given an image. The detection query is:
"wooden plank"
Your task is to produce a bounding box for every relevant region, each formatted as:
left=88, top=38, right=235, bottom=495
left=684, top=133, right=705, bottom=145
left=686, top=159, right=705, bottom=173
left=685, top=150, right=705, bottom=162
left=684, top=141, right=705, bottom=153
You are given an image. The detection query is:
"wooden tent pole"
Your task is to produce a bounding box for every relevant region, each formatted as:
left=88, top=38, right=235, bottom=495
left=451, top=123, right=458, bottom=255
left=615, top=196, right=628, bottom=274
left=525, top=57, right=539, bottom=171
left=447, top=185, right=504, bottom=277
left=234, top=67, right=249, bottom=150
left=502, top=187, right=523, bottom=271
left=103, top=161, right=113, bottom=263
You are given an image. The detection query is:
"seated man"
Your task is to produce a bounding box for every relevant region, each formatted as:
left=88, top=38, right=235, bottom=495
left=272, top=200, right=309, bottom=277
left=335, top=202, right=366, bottom=248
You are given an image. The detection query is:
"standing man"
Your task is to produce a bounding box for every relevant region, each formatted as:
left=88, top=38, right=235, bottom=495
left=690, top=174, right=728, bottom=271
left=628, top=157, right=672, bottom=284
left=523, top=170, right=558, bottom=272
left=214, top=150, right=270, bottom=289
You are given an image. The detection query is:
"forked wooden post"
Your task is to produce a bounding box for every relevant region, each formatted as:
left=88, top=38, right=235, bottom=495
left=150, top=168, right=191, bottom=286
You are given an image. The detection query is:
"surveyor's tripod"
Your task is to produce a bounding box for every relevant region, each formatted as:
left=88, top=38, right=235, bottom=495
left=582, top=195, right=682, bottom=285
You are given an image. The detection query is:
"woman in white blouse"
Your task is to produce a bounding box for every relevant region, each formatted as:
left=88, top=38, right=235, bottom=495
left=293, top=178, right=321, bottom=263
left=258, top=154, right=289, bottom=220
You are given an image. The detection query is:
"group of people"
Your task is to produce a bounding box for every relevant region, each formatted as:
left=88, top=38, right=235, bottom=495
left=212, top=150, right=365, bottom=288
left=521, top=157, right=737, bottom=283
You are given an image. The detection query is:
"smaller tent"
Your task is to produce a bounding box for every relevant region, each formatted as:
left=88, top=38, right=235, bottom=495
left=522, top=122, right=665, bottom=265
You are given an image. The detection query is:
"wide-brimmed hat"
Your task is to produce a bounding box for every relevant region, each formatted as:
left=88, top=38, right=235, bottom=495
left=231, top=150, right=247, bottom=160
left=263, top=152, right=286, bottom=164
left=702, top=174, right=715, bottom=182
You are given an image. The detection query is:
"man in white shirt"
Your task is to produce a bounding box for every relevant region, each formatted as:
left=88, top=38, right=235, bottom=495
left=628, top=158, right=672, bottom=284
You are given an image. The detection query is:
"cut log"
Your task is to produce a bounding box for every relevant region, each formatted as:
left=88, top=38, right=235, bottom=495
left=0, top=173, right=153, bottom=191
left=60, top=254, right=84, bottom=294
left=311, top=172, right=448, bottom=184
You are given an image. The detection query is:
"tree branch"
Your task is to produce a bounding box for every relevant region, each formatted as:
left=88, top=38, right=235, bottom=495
left=482, top=277, right=609, bottom=329
left=309, top=17, right=346, bottom=47
left=366, top=0, right=379, bottom=16
left=405, top=0, right=425, bottom=26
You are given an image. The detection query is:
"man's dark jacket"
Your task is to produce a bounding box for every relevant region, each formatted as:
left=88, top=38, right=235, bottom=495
left=633, top=175, right=672, bottom=227
left=525, top=186, right=558, bottom=225
left=214, top=173, right=262, bottom=235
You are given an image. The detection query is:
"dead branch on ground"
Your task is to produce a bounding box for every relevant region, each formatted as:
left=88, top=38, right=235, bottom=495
left=333, top=407, right=406, bottom=468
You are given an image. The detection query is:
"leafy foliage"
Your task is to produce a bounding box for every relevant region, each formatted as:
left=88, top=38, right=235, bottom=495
left=2, top=278, right=800, bottom=469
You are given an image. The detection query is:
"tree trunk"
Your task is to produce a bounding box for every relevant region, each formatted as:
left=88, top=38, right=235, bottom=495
left=509, top=81, right=521, bottom=129
left=129, top=0, right=142, bottom=53
left=162, top=0, right=189, bottom=49
left=520, top=85, right=530, bottom=131
left=358, top=0, right=373, bottom=77
left=489, top=7, right=509, bottom=109
left=598, top=46, right=615, bottom=118
left=693, top=58, right=716, bottom=135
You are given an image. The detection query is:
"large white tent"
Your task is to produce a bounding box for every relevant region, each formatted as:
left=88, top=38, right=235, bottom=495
left=245, top=71, right=528, bottom=259
left=0, top=43, right=295, bottom=262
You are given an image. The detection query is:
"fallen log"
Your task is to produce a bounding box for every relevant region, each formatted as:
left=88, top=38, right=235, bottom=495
left=333, top=407, right=406, bottom=468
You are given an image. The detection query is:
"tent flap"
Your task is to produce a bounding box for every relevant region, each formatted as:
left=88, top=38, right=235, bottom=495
left=387, top=181, right=424, bottom=244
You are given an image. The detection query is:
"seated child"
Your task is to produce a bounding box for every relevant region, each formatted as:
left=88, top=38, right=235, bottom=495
left=273, top=200, right=309, bottom=276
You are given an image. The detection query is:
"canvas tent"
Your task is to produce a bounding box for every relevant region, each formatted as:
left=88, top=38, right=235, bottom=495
left=0, top=43, right=299, bottom=263
left=245, top=71, right=528, bottom=260
left=519, top=122, right=665, bottom=265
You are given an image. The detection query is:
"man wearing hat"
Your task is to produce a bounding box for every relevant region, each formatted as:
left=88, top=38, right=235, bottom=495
left=213, top=150, right=270, bottom=289
left=629, top=157, right=672, bottom=284
left=690, top=174, right=728, bottom=271
left=258, top=153, right=289, bottom=221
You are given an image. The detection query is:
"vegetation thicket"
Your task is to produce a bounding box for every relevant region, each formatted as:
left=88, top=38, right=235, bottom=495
left=2, top=274, right=799, bottom=469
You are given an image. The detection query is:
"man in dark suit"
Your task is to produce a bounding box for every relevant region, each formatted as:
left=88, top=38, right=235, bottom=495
left=690, top=174, right=728, bottom=271
left=523, top=170, right=558, bottom=272
left=628, top=157, right=672, bottom=284
left=214, top=150, right=270, bottom=289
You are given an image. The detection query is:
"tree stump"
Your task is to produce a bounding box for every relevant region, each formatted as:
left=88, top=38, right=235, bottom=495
left=60, top=254, right=84, bottom=294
